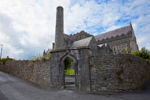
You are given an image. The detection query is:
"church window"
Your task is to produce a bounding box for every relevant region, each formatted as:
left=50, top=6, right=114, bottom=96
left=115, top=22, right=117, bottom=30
left=114, top=47, right=116, bottom=54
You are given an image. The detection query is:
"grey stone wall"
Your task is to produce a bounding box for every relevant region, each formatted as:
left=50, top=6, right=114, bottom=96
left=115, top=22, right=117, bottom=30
left=50, top=48, right=91, bottom=91
left=0, top=60, right=50, bottom=88
left=90, top=54, right=150, bottom=93
left=1, top=54, right=149, bottom=93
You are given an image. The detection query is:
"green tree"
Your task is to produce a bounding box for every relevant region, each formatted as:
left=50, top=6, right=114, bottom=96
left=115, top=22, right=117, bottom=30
left=133, top=47, right=150, bottom=62
left=64, top=57, right=73, bottom=70
left=0, top=57, right=14, bottom=64
left=64, top=57, right=75, bottom=75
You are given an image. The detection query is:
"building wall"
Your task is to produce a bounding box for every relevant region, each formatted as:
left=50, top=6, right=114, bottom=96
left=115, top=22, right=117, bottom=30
left=108, top=36, right=131, bottom=54
left=90, top=54, right=150, bottom=93
left=0, top=60, right=51, bottom=88
left=97, top=32, right=138, bottom=54
left=70, top=31, right=92, bottom=41
left=129, top=36, right=139, bottom=52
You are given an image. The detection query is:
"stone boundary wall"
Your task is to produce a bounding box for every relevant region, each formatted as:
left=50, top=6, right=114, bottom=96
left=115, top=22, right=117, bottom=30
left=90, top=54, right=150, bottom=93
left=0, top=60, right=50, bottom=88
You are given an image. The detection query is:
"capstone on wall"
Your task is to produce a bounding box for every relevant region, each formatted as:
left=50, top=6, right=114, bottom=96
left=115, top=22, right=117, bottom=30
left=0, top=60, right=51, bottom=88
left=90, top=54, right=150, bottom=93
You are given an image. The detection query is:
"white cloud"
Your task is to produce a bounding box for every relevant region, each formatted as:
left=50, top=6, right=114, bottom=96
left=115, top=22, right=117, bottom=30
left=0, top=0, right=149, bottom=59
left=0, top=0, right=71, bottom=59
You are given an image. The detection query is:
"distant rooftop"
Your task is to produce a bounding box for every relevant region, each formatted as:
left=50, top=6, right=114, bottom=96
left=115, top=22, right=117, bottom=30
left=95, top=25, right=132, bottom=41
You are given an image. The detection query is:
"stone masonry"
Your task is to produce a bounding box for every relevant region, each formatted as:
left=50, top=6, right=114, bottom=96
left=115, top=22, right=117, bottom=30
left=54, top=6, right=66, bottom=50
left=90, top=55, right=150, bottom=92
left=0, top=6, right=149, bottom=94
left=49, top=6, right=149, bottom=93
left=50, top=48, right=91, bottom=92
left=0, top=60, right=51, bottom=88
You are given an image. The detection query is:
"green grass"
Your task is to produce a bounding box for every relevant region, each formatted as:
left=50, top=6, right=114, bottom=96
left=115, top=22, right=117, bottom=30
left=65, top=69, right=75, bottom=75
left=30, top=53, right=51, bottom=61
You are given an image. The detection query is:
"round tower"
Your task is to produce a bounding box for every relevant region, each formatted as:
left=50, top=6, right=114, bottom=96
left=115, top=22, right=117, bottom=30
left=54, top=6, right=66, bottom=50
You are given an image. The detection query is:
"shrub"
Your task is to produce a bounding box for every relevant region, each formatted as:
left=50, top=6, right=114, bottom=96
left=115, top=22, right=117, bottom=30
left=132, top=47, right=150, bottom=62
left=65, top=69, right=75, bottom=75
left=146, top=59, right=150, bottom=63
left=64, top=57, right=75, bottom=75
left=0, top=57, right=14, bottom=64
left=64, top=57, right=73, bottom=70
left=30, top=53, right=51, bottom=61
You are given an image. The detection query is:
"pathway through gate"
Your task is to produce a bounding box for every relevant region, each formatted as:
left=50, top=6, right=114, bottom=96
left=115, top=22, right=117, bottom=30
left=65, top=75, right=75, bottom=90
left=63, top=57, right=76, bottom=90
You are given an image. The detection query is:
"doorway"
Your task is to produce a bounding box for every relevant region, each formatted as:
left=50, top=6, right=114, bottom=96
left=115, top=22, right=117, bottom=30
left=64, top=57, right=76, bottom=90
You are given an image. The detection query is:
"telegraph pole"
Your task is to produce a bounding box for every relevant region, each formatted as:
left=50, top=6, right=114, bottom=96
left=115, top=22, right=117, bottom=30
left=0, top=44, right=3, bottom=59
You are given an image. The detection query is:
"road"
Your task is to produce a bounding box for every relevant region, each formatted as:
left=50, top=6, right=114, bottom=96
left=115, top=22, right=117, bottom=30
left=0, top=71, right=150, bottom=100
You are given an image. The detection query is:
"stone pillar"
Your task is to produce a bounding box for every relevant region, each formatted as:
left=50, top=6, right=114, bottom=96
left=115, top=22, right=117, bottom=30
left=54, top=6, right=66, bottom=50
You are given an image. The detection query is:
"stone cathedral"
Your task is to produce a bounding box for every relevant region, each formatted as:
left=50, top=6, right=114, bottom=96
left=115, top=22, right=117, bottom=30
left=52, top=6, right=138, bottom=55
left=0, top=6, right=149, bottom=94
left=49, top=6, right=141, bottom=91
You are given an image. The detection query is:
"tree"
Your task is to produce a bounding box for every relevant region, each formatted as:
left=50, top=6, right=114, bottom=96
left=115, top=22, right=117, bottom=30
left=64, top=57, right=73, bottom=70
left=133, top=47, right=150, bottom=62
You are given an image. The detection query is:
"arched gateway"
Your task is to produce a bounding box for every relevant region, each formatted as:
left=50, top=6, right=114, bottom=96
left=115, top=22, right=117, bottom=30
left=60, top=54, right=78, bottom=90
left=50, top=49, right=91, bottom=91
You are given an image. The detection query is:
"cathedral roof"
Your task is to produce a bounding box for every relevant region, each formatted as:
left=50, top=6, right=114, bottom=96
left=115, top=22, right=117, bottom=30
left=95, top=25, right=132, bottom=41
left=71, top=36, right=93, bottom=48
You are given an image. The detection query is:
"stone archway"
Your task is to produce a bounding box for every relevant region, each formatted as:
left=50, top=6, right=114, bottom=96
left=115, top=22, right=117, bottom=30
left=60, top=54, right=78, bottom=90
left=50, top=49, right=91, bottom=92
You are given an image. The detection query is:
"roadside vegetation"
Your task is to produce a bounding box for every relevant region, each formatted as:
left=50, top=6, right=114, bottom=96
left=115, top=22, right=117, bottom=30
left=0, top=56, right=14, bottom=64
left=132, top=47, right=150, bottom=62
left=30, top=53, right=51, bottom=61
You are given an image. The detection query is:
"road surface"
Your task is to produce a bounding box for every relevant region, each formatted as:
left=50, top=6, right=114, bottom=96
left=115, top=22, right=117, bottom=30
left=0, top=72, right=150, bottom=100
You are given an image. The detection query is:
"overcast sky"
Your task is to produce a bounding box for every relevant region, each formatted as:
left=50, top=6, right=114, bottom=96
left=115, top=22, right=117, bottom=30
left=0, top=0, right=150, bottom=59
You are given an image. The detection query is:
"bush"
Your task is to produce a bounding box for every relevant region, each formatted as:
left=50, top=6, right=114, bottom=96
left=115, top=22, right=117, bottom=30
left=65, top=69, right=75, bottom=75
left=0, top=57, right=14, bottom=64
left=64, top=57, right=75, bottom=75
left=133, top=47, right=150, bottom=62
left=146, top=59, right=150, bottom=62
left=64, top=57, right=73, bottom=70
left=30, top=53, right=51, bottom=61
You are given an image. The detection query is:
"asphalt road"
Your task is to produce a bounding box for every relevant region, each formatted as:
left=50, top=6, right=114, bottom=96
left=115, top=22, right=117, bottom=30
left=0, top=71, right=150, bottom=100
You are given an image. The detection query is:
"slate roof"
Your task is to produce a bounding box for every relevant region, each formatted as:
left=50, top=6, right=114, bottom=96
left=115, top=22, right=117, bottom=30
left=71, top=36, right=93, bottom=48
left=95, top=25, right=132, bottom=41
